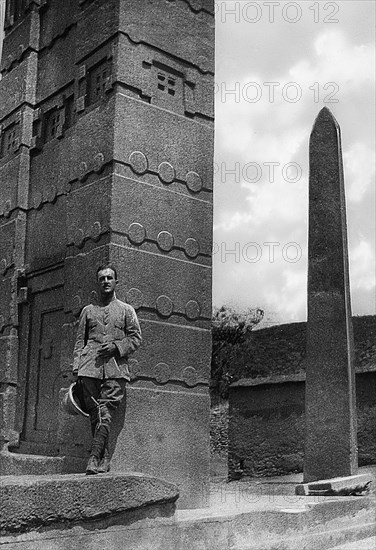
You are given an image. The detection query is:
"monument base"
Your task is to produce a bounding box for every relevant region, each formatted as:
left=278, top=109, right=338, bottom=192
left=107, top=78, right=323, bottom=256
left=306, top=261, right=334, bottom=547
left=295, top=474, right=373, bottom=496
left=0, top=472, right=178, bottom=535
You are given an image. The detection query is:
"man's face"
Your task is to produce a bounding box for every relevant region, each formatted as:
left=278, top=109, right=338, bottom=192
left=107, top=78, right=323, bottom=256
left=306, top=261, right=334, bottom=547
left=97, top=268, right=117, bottom=297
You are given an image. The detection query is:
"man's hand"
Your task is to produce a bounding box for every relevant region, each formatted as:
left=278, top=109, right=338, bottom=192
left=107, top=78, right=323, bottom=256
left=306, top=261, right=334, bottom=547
left=98, top=342, right=117, bottom=357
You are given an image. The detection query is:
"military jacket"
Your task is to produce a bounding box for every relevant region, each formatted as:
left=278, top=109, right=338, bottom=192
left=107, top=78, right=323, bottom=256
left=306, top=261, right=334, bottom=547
left=72, top=297, right=142, bottom=380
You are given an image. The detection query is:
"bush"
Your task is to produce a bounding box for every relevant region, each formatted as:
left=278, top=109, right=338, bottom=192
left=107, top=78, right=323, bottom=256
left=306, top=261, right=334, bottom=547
left=211, top=305, right=264, bottom=399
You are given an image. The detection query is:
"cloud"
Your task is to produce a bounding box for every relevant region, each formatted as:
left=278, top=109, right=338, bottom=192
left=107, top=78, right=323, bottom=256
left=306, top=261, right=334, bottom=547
left=344, top=142, right=376, bottom=203
left=214, top=14, right=375, bottom=321
left=349, top=240, right=376, bottom=291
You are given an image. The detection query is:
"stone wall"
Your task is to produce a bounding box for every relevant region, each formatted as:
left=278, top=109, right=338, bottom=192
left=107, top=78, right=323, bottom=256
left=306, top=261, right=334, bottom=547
left=227, top=316, right=376, bottom=478
left=229, top=371, right=376, bottom=478
left=227, top=315, right=376, bottom=381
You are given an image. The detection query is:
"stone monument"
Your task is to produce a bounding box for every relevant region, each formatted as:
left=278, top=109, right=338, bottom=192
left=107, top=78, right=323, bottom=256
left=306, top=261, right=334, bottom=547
left=0, top=0, right=214, bottom=509
left=297, top=107, right=371, bottom=495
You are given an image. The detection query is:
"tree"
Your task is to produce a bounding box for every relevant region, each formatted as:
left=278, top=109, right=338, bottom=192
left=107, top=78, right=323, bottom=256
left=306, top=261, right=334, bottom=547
left=211, top=305, right=264, bottom=399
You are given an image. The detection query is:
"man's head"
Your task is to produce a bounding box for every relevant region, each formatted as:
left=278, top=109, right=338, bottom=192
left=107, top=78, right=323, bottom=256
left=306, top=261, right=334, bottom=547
left=96, top=264, right=118, bottom=299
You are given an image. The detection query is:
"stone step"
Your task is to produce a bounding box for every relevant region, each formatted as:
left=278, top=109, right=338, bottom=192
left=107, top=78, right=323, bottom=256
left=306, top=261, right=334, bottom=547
left=0, top=450, right=65, bottom=476
left=0, top=473, right=374, bottom=550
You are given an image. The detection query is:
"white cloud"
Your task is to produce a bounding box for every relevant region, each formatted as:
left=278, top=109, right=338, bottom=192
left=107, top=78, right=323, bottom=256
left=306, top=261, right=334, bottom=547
left=214, top=11, right=375, bottom=321
left=349, top=240, right=376, bottom=291
left=344, top=142, right=376, bottom=203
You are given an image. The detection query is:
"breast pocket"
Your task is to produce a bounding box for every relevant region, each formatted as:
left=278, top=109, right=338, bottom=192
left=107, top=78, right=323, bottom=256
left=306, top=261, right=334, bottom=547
left=88, top=319, right=98, bottom=338
left=114, top=320, right=124, bottom=339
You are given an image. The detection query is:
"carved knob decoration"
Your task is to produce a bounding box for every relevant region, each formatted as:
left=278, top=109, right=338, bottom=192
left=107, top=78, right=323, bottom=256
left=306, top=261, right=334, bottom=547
left=78, top=161, right=88, bottom=180
left=73, top=229, right=85, bottom=248
left=94, top=152, right=105, bottom=172
left=158, top=162, right=175, bottom=184
left=90, top=290, right=98, bottom=304
left=33, top=192, right=43, bottom=210
left=128, top=358, right=141, bottom=379
left=128, top=223, right=146, bottom=245
left=129, top=151, right=148, bottom=175
left=156, top=295, right=174, bottom=317
left=185, top=238, right=200, bottom=258
left=90, top=221, right=102, bottom=241
left=44, top=185, right=57, bottom=203
left=186, top=171, right=203, bottom=193
left=157, top=231, right=174, bottom=252
left=154, top=362, right=171, bottom=384
left=4, top=200, right=12, bottom=217
left=0, top=258, right=7, bottom=275
left=185, top=300, right=201, bottom=320
left=183, top=366, right=198, bottom=387
left=126, top=288, right=144, bottom=310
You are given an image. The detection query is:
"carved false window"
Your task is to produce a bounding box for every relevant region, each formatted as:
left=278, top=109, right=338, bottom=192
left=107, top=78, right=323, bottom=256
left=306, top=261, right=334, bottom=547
left=63, top=95, right=75, bottom=131
left=44, top=107, right=63, bottom=142
left=5, top=0, right=28, bottom=26
left=88, top=60, right=111, bottom=105
left=1, top=122, right=20, bottom=157
left=157, top=72, right=176, bottom=96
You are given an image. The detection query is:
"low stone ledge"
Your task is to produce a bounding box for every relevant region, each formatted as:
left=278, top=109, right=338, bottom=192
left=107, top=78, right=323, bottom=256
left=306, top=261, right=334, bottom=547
left=0, top=472, right=179, bottom=534
left=295, top=474, right=374, bottom=496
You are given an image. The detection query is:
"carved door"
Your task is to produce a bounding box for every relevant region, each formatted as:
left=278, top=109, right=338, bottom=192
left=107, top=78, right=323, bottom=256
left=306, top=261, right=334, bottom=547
left=21, top=288, right=65, bottom=453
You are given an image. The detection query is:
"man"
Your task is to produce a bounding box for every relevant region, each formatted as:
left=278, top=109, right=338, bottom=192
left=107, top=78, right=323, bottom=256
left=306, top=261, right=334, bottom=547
left=72, top=264, right=142, bottom=474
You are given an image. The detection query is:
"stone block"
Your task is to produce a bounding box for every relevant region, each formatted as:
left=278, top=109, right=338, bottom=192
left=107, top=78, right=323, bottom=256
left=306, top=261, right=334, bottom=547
left=75, top=0, right=119, bottom=63
left=0, top=472, right=178, bottom=534
left=25, top=198, right=67, bottom=269
left=0, top=53, right=37, bottom=120
left=110, top=382, right=210, bottom=509
left=132, top=320, right=211, bottom=382
left=115, top=34, right=214, bottom=120
left=111, top=174, right=212, bottom=262
left=0, top=151, right=30, bottom=212
left=1, top=10, right=40, bottom=72
left=111, top=245, right=212, bottom=325
left=36, top=27, right=76, bottom=103
left=29, top=97, right=115, bottom=194
left=118, top=0, right=214, bottom=73
left=0, top=450, right=65, bottom=476
left=38, top=0, right=77, bottom=49
left=296, top=473, right=373, bottom=496
left=66, top=176, right=112, bottom=246
left=114, top=94, right=213, bottom=197
left=64, top=244, right=211, bottom=325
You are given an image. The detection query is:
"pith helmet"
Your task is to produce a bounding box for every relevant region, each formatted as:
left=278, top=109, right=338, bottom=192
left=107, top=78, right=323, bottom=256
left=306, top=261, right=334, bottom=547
left=62, top=382, right=89, bottom=417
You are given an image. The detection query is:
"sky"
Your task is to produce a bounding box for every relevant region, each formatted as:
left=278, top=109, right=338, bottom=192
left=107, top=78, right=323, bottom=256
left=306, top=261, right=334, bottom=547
left=214, top=0, right=376, bottom=325
left=0, top=2, right=374, bottom=326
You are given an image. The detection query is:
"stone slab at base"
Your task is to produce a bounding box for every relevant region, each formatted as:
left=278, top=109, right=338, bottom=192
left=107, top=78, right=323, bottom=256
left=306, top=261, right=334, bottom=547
left=296, top=474, right=373, bottom=496
left=1, top=492, right=374, bottom=550
left=0, top=472, right=178, bottom=535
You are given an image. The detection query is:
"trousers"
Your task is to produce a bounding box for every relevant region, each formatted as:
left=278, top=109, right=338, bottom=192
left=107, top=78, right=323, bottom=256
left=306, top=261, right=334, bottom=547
left=77, top=377, right=126, bottom=459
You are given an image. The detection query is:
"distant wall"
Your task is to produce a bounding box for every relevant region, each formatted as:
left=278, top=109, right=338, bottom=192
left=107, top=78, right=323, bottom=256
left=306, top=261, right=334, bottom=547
left=227, top=315, right=376, bottom=381
left=228, top=371, right=376, bottom=478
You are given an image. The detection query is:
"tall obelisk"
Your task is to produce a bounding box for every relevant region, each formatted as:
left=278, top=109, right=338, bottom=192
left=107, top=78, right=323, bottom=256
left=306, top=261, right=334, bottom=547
left=297, top=108, right=371, bottom=495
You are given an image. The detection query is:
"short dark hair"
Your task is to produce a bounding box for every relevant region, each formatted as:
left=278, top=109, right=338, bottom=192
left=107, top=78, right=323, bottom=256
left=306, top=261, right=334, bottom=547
left=96, top=264, right=118, bottom=280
